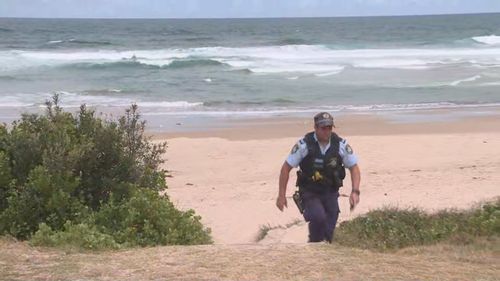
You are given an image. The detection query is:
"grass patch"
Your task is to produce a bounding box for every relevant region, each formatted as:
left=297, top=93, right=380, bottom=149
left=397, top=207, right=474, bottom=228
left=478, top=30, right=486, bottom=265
left=256, top=219, right=302, bottom=242
left=335, top=198, right=500, bottom=251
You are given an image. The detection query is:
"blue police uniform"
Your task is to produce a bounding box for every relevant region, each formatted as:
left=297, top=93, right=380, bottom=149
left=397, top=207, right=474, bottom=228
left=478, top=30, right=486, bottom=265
left=286, top=133, right=358, bottom=242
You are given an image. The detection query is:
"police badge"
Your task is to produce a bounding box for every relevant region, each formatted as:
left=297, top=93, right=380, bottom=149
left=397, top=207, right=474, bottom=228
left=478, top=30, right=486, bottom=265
left=291, top=143, right=299, bottom=154
left=346, top=144, right=353, bottom=154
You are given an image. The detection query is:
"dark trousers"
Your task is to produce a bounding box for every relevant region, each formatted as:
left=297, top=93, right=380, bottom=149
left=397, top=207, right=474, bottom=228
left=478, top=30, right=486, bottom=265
left=301, top=189, right=340, bottom=243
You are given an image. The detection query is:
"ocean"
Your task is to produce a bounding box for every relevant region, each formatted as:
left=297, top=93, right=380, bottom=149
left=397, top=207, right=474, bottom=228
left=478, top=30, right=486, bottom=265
left=1, top=14, right=500, bottom=130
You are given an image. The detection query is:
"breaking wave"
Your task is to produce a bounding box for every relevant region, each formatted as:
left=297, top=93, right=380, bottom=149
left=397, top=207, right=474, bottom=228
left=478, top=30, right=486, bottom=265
left=472, top=35, right=500, bottom=45
left=2, top=44, right=500, bottom=74
left=46, top=38, right=113, bottom=46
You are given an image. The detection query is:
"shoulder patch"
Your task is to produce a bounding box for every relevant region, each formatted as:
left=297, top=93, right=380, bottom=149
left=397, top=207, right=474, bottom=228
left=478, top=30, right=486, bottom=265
left=346, top=144, right=354, bottom=154
left=291, top=143, right=300, bottom=154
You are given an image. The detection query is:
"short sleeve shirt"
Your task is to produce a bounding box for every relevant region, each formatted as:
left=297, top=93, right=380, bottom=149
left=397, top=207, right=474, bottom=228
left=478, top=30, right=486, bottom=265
left=286, top=133, right=358, bottom=168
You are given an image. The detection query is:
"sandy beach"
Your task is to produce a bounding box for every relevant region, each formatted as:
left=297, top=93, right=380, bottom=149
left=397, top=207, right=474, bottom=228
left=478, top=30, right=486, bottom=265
left=158, top=110, right=500, bottom=245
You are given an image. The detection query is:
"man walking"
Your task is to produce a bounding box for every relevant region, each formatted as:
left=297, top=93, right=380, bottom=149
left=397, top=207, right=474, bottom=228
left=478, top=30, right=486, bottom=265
left=276, top=112, right=361, bottom=242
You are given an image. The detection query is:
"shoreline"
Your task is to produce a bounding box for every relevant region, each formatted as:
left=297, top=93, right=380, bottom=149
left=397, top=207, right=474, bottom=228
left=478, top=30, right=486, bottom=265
left=153, top=107, right=500, bottom=140
left=2, top=104, right=499, bottom=137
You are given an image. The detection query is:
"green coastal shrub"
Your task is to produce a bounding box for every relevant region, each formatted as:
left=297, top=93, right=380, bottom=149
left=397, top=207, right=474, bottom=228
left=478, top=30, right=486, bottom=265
left=335, top=199, right=500, bottom=251
left=29, top=190, right=212, bottom=249
left=0, top=150, right=13, bottom=212
left=30, top=222, right=120, bottom=250
left=0, top=166, right=88, bottom=239
left=94, top=189, right=212, bottom=246
left=0, top=94, right=212, bottom=248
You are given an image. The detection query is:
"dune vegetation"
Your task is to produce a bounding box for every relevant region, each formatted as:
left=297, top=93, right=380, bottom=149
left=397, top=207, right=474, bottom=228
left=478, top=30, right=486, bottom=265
left=0, top=95, right=212, bottom=250
left=335, top=199, right=499, bottom=251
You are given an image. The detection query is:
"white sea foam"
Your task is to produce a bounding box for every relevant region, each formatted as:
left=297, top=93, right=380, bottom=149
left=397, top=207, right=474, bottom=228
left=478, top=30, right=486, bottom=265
left=0, top=90, right=204, bottom=110
left=248, top=63, right=345, bottom=74
left=0, top=99, right=35, bottom=107
left=2, top=45, right=500, bottom=74
left=0, top=93, right=49, bottom=107
left=140, top=102, right=500, bottom=118
left=137, top=101, right=203, bottom=108
left=352, top=59, right=430, bottom=69
left=314, top=70, right=344, bottom=77
left=479, top=81, right=500, bottom=86
left=472, top=35, right=500, bottom=45
left=136, top=59, right=173, bottom=67
left=2, top=89, right=500, bottom=118
left=58, top=93, right=203, bottom=109
left=46, top=91, right=127, bottom=108
left=449, top=75, right=482, bottom=86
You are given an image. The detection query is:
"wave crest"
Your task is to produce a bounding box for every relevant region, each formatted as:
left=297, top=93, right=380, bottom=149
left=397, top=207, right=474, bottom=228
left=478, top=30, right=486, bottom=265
left=63, top=61, right=161, bottom=70
left=449, top=75, right=481, bottom=86
left=4, top=44, right=500, bottom=74
left=167, top=59, right=224, bottom=69
left=472, top=35, right=500, bottom=45
left=46, top=39, right=113, bottom=46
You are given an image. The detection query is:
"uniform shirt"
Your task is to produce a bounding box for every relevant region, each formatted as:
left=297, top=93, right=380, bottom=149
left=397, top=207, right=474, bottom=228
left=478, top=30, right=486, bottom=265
left=286, top=133, right=358, bottom=169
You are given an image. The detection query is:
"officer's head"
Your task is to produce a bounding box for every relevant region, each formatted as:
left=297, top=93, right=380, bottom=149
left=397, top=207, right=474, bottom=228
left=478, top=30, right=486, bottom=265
left=314, top=112, right=334, bottom=142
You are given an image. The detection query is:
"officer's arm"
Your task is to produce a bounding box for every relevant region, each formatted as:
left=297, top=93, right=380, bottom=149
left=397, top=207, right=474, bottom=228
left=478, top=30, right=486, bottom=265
left=339, top=139, right=360, bottom=193
left=277, top=139, right=306, bottom=211
left=278, top=161, right=293, bottom=199
left=348, top=164, right=361, bottom=210
left=349, top=164, right=361, bottom=193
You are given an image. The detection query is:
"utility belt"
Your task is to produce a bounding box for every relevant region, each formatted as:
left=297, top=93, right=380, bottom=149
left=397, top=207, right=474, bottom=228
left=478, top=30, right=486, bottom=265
left=295, top=169, right=344, bottom=193
left=292, top=169, right=345, bottom=214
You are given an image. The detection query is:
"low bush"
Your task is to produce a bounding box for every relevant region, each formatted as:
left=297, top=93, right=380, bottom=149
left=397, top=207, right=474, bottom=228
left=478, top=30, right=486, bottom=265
left=30, top=222, right=120, bottom=250
left=0, top=94, right=212, bottom=249
left=335, top=199, right=500, bottom=251
left=94, top=189, right=212, bottom=246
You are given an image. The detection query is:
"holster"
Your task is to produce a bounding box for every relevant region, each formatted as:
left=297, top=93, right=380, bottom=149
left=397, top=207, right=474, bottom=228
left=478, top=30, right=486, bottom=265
left=296, top=170, right=305, bottom=187
left=292, top=190, right=304, bottom=214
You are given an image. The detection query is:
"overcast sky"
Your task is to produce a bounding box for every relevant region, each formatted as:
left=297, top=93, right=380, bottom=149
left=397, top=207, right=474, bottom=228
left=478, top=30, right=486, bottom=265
left=1, top=0, right=500, bottom=19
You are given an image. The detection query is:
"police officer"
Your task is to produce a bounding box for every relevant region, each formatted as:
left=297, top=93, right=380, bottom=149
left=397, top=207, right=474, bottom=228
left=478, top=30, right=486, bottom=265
left=276, top=112, right=361, bottom=243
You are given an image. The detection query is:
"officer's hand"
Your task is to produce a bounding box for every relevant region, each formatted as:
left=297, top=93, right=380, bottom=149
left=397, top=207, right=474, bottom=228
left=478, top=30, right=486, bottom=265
left=276, top=195, right=287, bottom=211
left=349, top=191, right=360, bottom=211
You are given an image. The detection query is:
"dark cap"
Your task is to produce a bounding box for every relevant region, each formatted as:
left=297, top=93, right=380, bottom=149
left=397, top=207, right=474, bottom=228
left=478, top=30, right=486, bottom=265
left=314, top=112, right=334, bottom=127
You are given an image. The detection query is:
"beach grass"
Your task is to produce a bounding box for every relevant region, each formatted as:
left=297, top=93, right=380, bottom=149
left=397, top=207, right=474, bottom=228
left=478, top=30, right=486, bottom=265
left=1, top=234, right=499, bottom=281
left=255, top=219, right=303, bottom=242
left=335, top=198, right=500, bottom=251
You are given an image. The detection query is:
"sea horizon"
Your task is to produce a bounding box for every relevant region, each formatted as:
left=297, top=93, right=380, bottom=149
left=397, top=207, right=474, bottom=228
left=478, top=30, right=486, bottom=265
left=2, top=11, right=499, bottom=19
